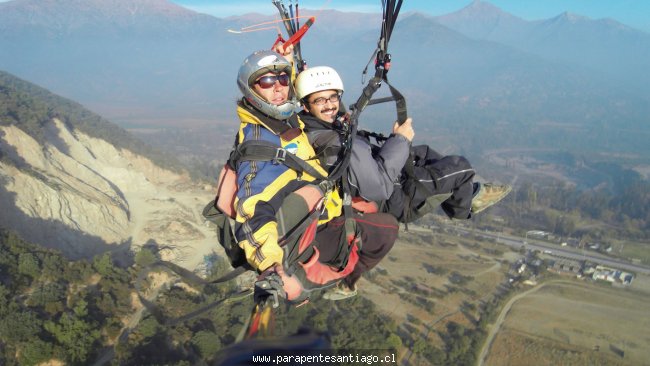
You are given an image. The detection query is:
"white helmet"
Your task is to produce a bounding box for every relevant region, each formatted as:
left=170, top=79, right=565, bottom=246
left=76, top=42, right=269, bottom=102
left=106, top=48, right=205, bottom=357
left=295, top=66, right=344, bottom=101
left=237, top=50, right=299, bottom=120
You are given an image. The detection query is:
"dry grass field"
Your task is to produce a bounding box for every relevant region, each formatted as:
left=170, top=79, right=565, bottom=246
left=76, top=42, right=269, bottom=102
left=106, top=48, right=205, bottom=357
left=487, top=329, right=629, bottom=366
left=359, top=223, right=511, bottom=350
left=354, top=221, right=650, bottom=366
left=485, top=281, right=650, bottom=366
left=613, top=239, right=650, bottom=266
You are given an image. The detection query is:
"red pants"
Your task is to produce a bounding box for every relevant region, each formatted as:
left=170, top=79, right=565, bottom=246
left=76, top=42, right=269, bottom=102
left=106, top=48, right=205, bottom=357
left=314, top=212, right=399, bottom=288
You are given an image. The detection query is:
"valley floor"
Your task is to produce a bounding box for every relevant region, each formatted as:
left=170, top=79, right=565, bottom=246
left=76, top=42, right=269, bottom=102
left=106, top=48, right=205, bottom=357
left=357, top=221, right=650, bottom=365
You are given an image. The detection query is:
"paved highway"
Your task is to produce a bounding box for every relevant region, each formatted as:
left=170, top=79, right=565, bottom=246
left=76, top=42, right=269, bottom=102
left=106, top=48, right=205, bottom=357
left=452, top=227, right=650, bottom=275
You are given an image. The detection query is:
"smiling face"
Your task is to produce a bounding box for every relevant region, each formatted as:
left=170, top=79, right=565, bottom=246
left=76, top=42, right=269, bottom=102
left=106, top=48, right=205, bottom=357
left=304, top=89, right=341, bottom=123
left=252, top=72, right=290, bottom=106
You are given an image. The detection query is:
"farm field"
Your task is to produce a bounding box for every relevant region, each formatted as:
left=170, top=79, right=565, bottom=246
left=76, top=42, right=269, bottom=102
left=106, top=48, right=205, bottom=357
left=357, top=223, right=512, bottom=364
left=363, top=225, right=506, bottom=319
left=485, top=281, right=650, bottom=366
left=357, top=221, right=650, bottom=365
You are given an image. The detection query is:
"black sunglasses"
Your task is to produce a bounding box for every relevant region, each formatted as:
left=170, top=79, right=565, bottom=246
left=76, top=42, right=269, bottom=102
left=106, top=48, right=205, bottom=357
left=255, top=74, right=290, bottom=89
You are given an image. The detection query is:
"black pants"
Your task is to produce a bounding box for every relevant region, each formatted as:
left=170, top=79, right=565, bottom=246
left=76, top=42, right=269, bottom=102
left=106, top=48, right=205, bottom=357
left=386, top=145, right=475, bottom=221
left=314, top=212, right=398, bottom=288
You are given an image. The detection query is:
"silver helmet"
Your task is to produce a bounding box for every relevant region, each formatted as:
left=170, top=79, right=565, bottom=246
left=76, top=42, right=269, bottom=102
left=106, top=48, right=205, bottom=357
left=237, top=50, right=299, bottom=120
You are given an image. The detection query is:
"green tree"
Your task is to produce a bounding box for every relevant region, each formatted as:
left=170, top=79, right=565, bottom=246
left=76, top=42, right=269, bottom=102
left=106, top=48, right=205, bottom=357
left=0, top=310, right=41, bottom=343
left=445, top=322, right=474, bottom=365
left=19, top=338, right=55, bottom=366
left=18, top=252, right=40, bottom=279
left=93, top=252, right=115, bottom=278
left=41, top=253, right=66, bottom=281
left=423, top=345, right=446, bottom=365
left=105, top=317, right=124, bottom=340
left=554, top=215, right=576, bottom=236
left=72, top=298, right=89, bottom=318
left=44, top=313, right=100, bottom=363
left=191, top=330, right=222, bottom=359
left=0, top=284, right=10, bottom=316
left=63, top=260, right=94, bottom=284
left=27, top=282, right=67, bottom=315
left=136, top=317, right=161, bottom=341
left=135, top=247, right=158, bottom=267
left=387, top=333, right=403, bottom=350
left=412, top=338, right=428, bottom=355
left=96, top=292, right=117, bottom=317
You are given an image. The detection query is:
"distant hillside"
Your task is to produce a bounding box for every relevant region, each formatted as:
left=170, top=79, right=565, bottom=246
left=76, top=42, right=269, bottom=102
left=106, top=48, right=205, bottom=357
left=0, top=0, right=237, bottom=123
left=1, top=70, right=220, bottom=262
left=2, top=0, right=650, bottom=161
left=0, top=0, right=219, bottom=35
left=434, top=0, right=650, bottom=93
left=0, top=70, right=183, bottom=173
left=334, top=13, right=650, bottom=157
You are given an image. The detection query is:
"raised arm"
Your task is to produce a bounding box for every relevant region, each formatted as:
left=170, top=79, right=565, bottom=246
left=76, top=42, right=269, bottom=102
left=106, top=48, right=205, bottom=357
left=348, top=118, right=414, bottom=201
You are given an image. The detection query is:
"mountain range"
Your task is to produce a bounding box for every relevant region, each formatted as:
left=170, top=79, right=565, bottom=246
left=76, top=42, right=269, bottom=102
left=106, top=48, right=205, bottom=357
left=435, top=1, right=650, bottom=91
left=1, top=0, right=649, bottom=158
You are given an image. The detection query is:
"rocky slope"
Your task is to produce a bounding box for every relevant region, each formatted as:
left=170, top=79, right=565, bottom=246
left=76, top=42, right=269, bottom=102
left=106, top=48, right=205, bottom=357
left=0, top=118, right=217, bottom=268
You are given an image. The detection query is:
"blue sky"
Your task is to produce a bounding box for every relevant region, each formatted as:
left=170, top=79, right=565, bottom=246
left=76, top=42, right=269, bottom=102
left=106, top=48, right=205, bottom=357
left=169, top=0, right=650, bottom=32
left=0, top=0, right=646, bottom=32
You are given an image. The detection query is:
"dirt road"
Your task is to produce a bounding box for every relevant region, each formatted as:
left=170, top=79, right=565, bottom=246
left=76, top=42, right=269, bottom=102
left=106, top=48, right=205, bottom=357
left=476, top=280, right=571, bottom=366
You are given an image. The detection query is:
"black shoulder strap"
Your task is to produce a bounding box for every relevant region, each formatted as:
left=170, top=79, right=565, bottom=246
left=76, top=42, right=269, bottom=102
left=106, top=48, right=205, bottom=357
left=357, top=129, right=389, bottom=144
left=327, top=0, right=406, bottom=183
left=229, top=139, right=328, bottom=182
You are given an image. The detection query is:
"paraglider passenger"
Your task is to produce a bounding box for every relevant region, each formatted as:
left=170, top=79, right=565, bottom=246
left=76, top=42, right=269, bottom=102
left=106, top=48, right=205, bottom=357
left=295, top=66, right=512, bottom=222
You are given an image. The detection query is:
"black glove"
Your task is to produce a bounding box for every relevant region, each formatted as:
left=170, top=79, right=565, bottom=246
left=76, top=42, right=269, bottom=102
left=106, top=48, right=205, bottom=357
left=254, top=264, right=306, bottom=307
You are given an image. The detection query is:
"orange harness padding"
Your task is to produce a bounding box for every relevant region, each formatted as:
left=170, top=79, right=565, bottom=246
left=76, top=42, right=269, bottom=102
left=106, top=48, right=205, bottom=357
left=216, top=164, right=237, bottom=218
left=351, top=197, right=378, bottom=214
left=299, top=235, right=360, bottom=286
